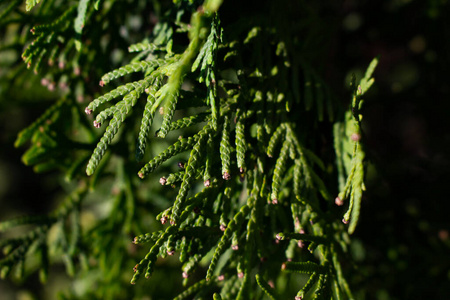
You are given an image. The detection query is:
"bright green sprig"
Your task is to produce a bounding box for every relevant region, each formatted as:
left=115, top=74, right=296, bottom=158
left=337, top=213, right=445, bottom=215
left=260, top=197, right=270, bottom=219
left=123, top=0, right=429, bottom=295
left=136, top=76, right=163, bottom=161
left=86, top=78, right=152, bottom=113
left=167, top=112, right=210, bottom=132
left=267, top=123, right=285, bottom=157
left=131, top=226, right=177, bottom=284
left=157, top=81, right=181, bottom=138
left=87, top=78, right=150, bottom=175
left=93, top=105, right=118, bottom=127
left=162, top=171, right=184, bottom=186
left=133, top=232, right=160, bottom=245
left=100, top=61, right=160, bottom=86
left=206, top=204, right=250, bottom=281
left=171, top=125, right=212, bottom=224
left=138, top=134, right=199, bottom=178
left=220, top=115, right=231, bottom=180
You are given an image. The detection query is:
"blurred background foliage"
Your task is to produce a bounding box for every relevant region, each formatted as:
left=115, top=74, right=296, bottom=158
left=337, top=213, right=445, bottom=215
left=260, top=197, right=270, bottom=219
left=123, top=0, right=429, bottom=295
left=0, top=0, right=449, bottom=299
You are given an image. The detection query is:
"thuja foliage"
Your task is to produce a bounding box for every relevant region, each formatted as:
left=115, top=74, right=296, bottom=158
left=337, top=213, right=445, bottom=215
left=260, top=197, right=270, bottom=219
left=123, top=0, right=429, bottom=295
left=1, top=0, right=377, bottom=299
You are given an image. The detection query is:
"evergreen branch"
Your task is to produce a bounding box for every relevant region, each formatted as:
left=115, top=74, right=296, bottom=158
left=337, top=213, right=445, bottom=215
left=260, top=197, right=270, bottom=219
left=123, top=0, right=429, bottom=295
left=171, top=124, right=212, bottom=224
left=271, top=139, right=290, bottom=204
left=100, top=61, right=160, bottom=86
left=86, top=78, right=151, bottom=113
left=220, top=115, right=231, bottom=180
left=206, top=204, right=250, bottom=281
left=138, top=134, right=198, bottom=178
left=130, top=226, right=177, bottom=284
left=167, top=112, right=210, bottom=132
left=87, top=78, right=150, bottom=175
left=267, top=124, right=285, bottom=157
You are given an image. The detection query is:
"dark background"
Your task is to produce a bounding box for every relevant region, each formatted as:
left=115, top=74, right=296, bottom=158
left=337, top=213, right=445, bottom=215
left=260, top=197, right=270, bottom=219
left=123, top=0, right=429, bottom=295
left=1, top=0, right=450, bottom=299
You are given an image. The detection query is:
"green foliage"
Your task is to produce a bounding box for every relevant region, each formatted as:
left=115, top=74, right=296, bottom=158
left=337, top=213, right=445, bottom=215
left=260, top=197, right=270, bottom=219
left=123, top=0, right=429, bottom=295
left=0, top=0, right=378, bottom=299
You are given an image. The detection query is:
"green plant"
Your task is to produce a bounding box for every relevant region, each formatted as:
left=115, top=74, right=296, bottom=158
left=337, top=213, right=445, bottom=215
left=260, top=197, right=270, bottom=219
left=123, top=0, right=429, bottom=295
left=0, top=0, right=377, bottom=299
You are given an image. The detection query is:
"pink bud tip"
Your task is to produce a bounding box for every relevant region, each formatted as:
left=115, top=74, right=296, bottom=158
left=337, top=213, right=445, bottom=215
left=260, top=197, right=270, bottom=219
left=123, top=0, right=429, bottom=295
left=138, top=172, right=144, bottom=179
left=238, top=272, right=244, bottom=278
left=99, top=80, right=105, bottom=87
left=351, top=133, right=361, bottom=142
left=222, top=172, right=231, bottom=180
left=133, top=264, right=139, bottom=272
left=218, top=275, right=225, bottom=281
left=93, top=121, right=101, bottom=128
left=239, top=167, right=244, bottom=173
left=220, top=224, right=226, bottom=231
left=342, top=218, right=349, bottom=224
left=159, top=177, right=167, bottom=185
left=178, top=162, right=185, bottom=169
left=167, top=250, right=175, bottom=256
left=232, top=245, right=239, bottom=251
left=204, top=179, right=211, bottom=187
left=275, top=234, right=282, bottom=240
left=160, top=216, right=168, bottom=225
left=295, top=296, right=303, bottom=300
left=272, top=199, right=278, bottom=205
left=298, top=240, right=304, bottom=248
left=182, top=272, right=189, bottom=278
left=281, top=263, right=287, bottom=270
left=85, top=107, right=93, bottom=115
left=335, top=197, right=344, bottom=206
